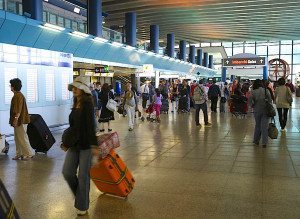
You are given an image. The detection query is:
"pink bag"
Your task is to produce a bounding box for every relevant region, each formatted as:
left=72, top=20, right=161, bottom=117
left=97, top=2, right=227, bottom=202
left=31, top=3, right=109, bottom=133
left=97, top=132, right=120, bottom=159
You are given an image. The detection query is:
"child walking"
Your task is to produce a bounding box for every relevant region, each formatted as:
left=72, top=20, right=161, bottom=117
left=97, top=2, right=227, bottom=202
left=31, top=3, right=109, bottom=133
left=153, top=88, right=162, bottom=123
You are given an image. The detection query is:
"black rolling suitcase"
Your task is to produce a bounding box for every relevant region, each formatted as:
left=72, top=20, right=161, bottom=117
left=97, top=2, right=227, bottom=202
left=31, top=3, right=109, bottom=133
left=27, top=114, right=55, bottom=154
left=0, top=179, right=20, bottom=219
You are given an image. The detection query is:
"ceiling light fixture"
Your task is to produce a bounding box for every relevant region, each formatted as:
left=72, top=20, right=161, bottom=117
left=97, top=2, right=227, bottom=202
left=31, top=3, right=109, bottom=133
left=93, top=37, right=108, bottom=43
left=74, top=7, right=80, bottom=14
left=111, top=42, right=123, bottom=47
left=71, top=31, right=89, bottom=38
left=42, top=23, right=65, bottom=32
left=125, top=45, right=135, bottom=50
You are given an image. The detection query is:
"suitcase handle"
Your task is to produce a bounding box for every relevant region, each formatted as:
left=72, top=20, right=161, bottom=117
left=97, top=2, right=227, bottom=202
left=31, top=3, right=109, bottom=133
left=91, top=167, right=128, bottom=185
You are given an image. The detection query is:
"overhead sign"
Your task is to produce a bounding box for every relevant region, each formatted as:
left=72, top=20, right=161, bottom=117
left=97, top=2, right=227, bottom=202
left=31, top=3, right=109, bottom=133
left=95, top=66, right=109, bottom=73
left=143, top=64, right=154, bottom=74
left=100, top=73, right=114, bottom=77
left=223, top=57, right=266, bottom=66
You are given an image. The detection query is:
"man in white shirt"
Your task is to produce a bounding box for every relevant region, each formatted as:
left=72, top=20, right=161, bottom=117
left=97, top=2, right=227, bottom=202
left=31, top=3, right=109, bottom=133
left=140, top=82, right=150, bottom=109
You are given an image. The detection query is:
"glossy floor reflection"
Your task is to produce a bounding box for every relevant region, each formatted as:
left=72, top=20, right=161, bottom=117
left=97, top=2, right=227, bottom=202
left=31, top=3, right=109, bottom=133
left=1, top=98, right=300, bottom=219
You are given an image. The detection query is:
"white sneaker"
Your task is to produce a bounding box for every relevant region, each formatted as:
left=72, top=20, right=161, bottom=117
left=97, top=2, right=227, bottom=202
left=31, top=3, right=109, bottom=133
left=77, top=209, right=87, bottom=216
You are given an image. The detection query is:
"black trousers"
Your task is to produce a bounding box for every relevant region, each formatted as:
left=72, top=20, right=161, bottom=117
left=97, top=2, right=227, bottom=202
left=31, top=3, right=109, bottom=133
left=277, top=108, right=289, bottom=129
left=210, top=97, right=218, bottom=112
left=195, top=102, right=208, bottom=125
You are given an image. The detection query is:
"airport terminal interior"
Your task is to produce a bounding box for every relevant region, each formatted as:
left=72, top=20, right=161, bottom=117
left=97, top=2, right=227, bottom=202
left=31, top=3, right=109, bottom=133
left=0, top=0, right=300, bottom=218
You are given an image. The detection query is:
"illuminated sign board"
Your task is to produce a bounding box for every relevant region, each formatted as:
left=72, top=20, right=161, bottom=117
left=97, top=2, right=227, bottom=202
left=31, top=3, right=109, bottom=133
left=100, top=73, right=114, bottom=77
left=223, top=57, right=266, bottom=66
left=95, top=66, right=109, bottom=73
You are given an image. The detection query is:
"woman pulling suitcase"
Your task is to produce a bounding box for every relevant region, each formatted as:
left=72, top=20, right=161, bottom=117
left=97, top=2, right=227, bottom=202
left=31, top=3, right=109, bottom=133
left=62, top=76, right=97, bottom=216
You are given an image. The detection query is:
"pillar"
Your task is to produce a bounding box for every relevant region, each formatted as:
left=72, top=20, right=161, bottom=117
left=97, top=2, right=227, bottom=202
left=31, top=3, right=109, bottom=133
left=230, top=75, right=235, bottom=83
left=197, top=49, right=203, bottom=66
left=150, top=25, right=159, bottom=53
left=179, top=40, right=187, bottom=61
left=166, top=33, right=175, bottom=58
left=263, top=65, right=268, bottom=80
left=209, top=55, right=214, bottom=69
left=87, top=0, right=103, bottom=37
left=222, top=67, right=227, bottom=82
left=131, top=74, right=136, bottom=88
left=203, top=52, right=209, bottom=67
left=189, top=45, right=196, bottom=64
left=125, top=12, right=137, bottom=47
left=22, top=0, right=43, bottom=21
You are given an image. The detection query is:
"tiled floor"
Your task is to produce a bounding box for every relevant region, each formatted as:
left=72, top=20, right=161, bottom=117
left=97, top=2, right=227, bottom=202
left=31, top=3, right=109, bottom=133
left=1, top=97, right=300, bottom=218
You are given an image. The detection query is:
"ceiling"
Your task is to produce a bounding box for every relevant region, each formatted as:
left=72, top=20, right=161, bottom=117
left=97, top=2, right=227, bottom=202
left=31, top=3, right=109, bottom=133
left=95, top=0, right=300, bottom=43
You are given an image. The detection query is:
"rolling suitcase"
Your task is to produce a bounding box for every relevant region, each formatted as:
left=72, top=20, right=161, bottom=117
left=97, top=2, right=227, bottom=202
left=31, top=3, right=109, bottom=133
left=27, top=114, right=56, bottom=154
left=0, top=179, right=20, bottom=219
left=90, top=150, right=135, bottom=197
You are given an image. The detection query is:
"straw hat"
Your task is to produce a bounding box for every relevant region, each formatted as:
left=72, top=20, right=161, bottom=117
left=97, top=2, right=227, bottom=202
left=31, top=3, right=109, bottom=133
left=68, top=76, right=91, bottom=94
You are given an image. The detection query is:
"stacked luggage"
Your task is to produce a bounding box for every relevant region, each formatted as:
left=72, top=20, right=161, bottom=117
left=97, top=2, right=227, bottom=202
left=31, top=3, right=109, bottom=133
left=27, top=114, right=56, bottom=154
left=90, top=132, right=135, bottom=198
left=178, top=96, right=190, bottom=113
left=229, top=95, right=248, bottom=118
left=0, top=179, right=20, bottom=219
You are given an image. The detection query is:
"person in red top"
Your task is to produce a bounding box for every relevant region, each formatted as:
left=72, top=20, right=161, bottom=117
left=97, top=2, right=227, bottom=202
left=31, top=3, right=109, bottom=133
left=285, top=79, right=295, bottom=93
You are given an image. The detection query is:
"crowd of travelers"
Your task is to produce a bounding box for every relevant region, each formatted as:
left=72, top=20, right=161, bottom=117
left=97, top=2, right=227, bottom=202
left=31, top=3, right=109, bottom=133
left=6, top=75, right=296, bottom=216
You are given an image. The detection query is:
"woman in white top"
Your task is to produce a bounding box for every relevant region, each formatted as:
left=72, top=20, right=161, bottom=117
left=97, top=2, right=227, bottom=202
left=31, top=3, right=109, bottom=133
left=274, top=78, right=293, bottom=131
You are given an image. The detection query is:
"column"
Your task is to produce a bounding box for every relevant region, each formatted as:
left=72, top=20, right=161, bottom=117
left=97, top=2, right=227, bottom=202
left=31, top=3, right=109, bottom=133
left=222, top=67, right=227, bottom=82
left=179, top=40, right=187, bottom=61
left=189, top=45, right=196, bottom=64
left=203, top=52, right=209, bottom=67
left=263, top=65, right=268, bottom=80
left=87, top=0, right=102, bottom=37
left=125, top=12, right=137, bottom=47
left=131, top=74, right=136, bottom=87
left=209, top=55, right=214, bottom=69
left=230, top=75, right=235, bottom=83
left=166, top=33, right=175, bottom=58
left=150, top=25, right=159, bottom=53
left=197, top=49, right=203, bottom=66
left=22, top=0, right=43, bottom=21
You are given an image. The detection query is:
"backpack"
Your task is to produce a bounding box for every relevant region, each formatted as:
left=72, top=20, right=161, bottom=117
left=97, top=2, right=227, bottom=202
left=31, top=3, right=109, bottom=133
left=193, top=86, right=206, bottom=102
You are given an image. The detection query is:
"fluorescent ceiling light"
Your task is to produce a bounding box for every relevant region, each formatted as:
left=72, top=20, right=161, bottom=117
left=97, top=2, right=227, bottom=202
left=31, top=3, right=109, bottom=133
left=162, top=56, right=169, bottom=59
left=74, top=7, right=80, bottom=14
left=42, top=23, right=65, bottom=32
left=137, top=49, right=146, bottom=53
left=147, top=51, right=155, bottom=56
left=93, top=37, right=108, bottom=43
left=111, top=42, right=123, bottom=47
left=102, top=21, right=106, bottom=24
left=44, top=0, right=49, bottom=2
left=71, top=31, right=89, bottom=38
left=125, top=45, right=135, bottom=50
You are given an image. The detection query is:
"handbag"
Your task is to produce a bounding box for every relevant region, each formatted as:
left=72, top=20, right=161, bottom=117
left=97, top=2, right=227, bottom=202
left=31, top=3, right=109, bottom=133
left=106, top=93, right=117, bottom=112
left=268, top=118, right=278, bottom=139
left=286, top=87, right=293, bottom=104
left=265, top=88, right=276, bottom=117
left=61, top=127, right=79, bottom=151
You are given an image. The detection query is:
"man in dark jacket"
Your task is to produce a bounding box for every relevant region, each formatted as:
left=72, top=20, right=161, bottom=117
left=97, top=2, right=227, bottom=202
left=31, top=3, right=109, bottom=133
left=208, top=79, right=221, bottom=113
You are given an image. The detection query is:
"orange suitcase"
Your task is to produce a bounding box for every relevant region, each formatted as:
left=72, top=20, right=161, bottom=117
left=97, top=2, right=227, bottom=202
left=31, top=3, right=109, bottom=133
left=90, top=150, right=135, bottom=197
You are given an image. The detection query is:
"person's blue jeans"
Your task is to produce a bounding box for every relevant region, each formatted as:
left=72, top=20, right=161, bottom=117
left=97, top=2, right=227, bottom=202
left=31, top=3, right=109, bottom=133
left=195, top=102, right=209, bottom=125
left=253, top=112, right=269, bottom=145
left=62, top=147, right=92, bottom=211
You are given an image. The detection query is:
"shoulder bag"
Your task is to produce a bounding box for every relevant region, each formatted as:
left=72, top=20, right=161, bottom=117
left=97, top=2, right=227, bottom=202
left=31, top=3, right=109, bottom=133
left=265, top=88, right=276, bottom=117
left=286, top=87, right=293, bottom=105
left=106, top=92, right=117, bottom=112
